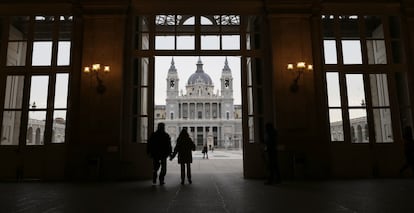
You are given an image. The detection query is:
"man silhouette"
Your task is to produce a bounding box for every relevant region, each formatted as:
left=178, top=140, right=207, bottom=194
left=147, top=123, right=172, bottom=185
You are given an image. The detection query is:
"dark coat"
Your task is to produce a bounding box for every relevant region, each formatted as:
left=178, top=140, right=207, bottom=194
left=172, top=137, right=196, bottom=164
left=202, top=146, right=208, bottom=154
left=147, top=130, right=172, bottom=160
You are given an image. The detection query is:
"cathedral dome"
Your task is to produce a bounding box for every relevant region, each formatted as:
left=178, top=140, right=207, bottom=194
left=187, top=58, right=213, bottom=86
left=187, top=72, right=213, bottom=85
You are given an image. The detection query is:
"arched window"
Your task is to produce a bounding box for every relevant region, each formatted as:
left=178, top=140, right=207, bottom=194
left=133, top=14, right=256, bottom=148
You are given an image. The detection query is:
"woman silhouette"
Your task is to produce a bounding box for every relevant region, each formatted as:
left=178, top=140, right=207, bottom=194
left=170, top=129, right=196, bottom=184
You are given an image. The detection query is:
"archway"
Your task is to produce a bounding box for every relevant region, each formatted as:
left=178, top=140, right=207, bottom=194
left=131, top=15, right=266, bottom=177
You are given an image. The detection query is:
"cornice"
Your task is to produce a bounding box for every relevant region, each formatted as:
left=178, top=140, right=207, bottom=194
left=320, top=2, right=401, bottom=14
left=131, top=0, right=263, bottom=15
left=401, top=0, right=414, bottom=18
left=264, top=2, right=314, bottom=16
left=0, top=3, right=73, bottom=15
left=80, top=1, right=130, bottom=15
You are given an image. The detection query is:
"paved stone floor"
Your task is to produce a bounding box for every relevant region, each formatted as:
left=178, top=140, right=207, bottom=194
left=1, top=151, right=414, bottom=213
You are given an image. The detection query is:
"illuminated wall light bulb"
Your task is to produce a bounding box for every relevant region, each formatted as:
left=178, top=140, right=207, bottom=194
left=104, top=66, right=110, bottom=72
left=297, top=62, right=306, bottom=69
left=92, top=64, right=100, bottom=71
left=286, top=61, right=313, bottom=93
left=82, top=63, right=110, bottom=94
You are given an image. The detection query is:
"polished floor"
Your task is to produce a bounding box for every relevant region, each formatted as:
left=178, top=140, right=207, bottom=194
left=1, top=151, right=414, bottom=213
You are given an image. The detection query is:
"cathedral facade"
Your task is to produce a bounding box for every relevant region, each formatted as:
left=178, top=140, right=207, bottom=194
left=155, top=57, right=242, bottom=149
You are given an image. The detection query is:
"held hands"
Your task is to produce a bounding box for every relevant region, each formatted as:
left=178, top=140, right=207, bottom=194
left=169, top=153, right=174, bottom=161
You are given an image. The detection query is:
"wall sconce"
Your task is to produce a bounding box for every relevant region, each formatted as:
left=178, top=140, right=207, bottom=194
left=287, top=62, right=313, bottom=92
left=83, top=64, right=110, bottom=94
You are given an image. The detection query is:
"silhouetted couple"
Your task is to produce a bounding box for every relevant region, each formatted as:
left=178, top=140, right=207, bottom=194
left=202, top=145, right=208, bottom=159
left=147, top=123, right=195, bottom=185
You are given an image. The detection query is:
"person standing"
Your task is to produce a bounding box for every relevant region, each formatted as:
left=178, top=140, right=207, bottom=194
left=147, top=123, right=172, bottom=185
left=170, top=129, right=196, bottom=184
left=202, top=144, right=208, bottom=159
left=209, top=144, right=214, bottom=152
left=263, top=122, right=281, bottom=184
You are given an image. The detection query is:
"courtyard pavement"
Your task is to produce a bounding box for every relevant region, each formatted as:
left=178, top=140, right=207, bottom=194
left=1, top=149, right=414, bottom=213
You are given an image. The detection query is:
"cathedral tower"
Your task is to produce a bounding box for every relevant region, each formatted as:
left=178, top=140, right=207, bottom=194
left=220, top=57, right=234, bottom=120
left=166, top=58, right=179, bottom=98
left=220, top=57, right=233, bottom=98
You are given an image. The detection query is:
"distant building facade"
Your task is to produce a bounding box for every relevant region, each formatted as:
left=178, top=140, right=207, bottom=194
left=155, top=58, right=242, bottom=149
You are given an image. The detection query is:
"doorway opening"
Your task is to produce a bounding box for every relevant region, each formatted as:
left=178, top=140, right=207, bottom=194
left=132, top=15, right=264, bottom=177
left=154, top=56, right=243, bottom=173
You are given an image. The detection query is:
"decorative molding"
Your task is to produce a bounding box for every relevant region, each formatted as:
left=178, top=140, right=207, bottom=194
left=0, top=3, right=73, bottom=15
left=81, top=1, right=130, bottom=15
left=402, top=0, right=414, bottom=18
left=264, top=1, right=313, bottom=15
left=320, top=2, right=401, bottom=14
left=131, top=0, right=263, bottom=14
